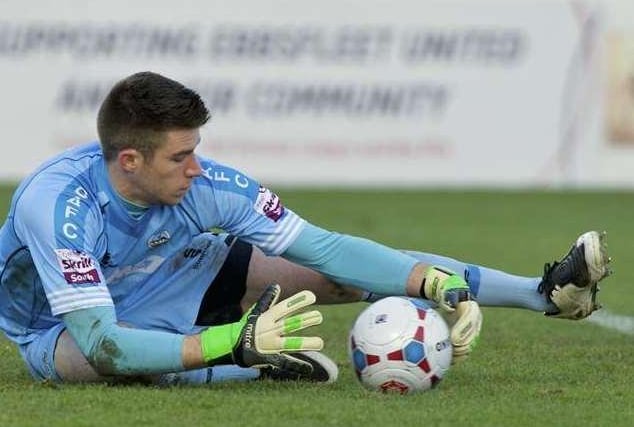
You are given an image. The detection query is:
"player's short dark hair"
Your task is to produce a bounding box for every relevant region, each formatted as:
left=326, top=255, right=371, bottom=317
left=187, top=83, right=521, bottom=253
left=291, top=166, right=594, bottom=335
left=97, top=71, right=210, bottom=161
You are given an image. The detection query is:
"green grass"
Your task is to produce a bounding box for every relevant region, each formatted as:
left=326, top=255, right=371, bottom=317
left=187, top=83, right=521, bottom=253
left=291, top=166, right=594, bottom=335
left=1, top=186, right=633, bottom=427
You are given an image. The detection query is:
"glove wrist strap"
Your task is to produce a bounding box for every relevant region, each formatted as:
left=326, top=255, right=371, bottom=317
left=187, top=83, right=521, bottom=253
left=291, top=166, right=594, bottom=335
left=420, top=265, right=454, bottom=301
left=200, top=321, right=243, bottom=365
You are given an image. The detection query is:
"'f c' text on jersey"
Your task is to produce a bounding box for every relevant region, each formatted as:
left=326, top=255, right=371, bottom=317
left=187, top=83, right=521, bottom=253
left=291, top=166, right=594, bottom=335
left=62, top=186, right=89, bottom=240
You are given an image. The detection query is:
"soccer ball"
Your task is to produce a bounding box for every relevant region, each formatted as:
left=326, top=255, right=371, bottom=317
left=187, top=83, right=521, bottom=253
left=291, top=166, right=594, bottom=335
left=348, top=296, right=452, bottom=394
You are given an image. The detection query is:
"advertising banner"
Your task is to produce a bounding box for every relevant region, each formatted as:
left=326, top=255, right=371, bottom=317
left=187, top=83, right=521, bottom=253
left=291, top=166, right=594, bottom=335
left=0, top=0, right=601, bottom=186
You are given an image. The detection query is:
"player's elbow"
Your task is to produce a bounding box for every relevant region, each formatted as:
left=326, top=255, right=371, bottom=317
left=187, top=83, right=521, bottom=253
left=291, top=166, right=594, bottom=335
left=85, top=321, right=137, bottom=376
left=61, top=309, right=139, bottom=376
left=86, top=335, right=129, bottom=376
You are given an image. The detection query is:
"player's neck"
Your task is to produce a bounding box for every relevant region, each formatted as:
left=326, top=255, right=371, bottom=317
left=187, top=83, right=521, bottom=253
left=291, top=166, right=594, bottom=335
left=107, top=162, right=150, bottom=209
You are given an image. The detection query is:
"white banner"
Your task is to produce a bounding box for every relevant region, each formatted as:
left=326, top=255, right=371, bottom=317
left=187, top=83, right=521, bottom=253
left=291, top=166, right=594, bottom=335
left=0, top=0, right=601, bottom=186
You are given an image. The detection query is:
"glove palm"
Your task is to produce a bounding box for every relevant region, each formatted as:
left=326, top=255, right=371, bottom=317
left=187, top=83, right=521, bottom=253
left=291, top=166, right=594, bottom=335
left=201, top=284, right=324, bottom=374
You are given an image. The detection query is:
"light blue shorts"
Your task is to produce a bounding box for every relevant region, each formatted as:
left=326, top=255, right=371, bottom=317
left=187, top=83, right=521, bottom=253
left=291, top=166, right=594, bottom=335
left=18, top=322, right=66, bottom=382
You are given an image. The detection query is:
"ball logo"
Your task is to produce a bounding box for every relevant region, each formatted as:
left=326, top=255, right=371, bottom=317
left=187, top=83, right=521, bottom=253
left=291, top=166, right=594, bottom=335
left=380, top=380, right=409, bottom=394
left=374, top=313, right=388, bottom=324
left=435, top=339, right=450, bottom=351
left=55, top=249, right=101, bottom=285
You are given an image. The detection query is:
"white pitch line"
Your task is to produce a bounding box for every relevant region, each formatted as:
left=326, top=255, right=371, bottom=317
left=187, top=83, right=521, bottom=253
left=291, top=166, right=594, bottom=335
left=587, top=310, right=634, bottom=336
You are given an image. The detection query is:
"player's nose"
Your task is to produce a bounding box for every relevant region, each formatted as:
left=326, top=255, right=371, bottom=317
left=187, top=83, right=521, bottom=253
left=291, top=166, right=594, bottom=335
left=186, top=155, right=203, bottom=178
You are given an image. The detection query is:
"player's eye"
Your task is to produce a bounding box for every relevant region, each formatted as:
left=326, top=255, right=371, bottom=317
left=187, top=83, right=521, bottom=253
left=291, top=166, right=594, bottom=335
left=172, top=153, right=190, bottom=163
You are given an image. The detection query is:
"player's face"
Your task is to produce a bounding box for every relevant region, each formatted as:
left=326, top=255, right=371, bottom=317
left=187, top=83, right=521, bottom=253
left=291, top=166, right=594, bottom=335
left=136, top=128, right=203, bottom=205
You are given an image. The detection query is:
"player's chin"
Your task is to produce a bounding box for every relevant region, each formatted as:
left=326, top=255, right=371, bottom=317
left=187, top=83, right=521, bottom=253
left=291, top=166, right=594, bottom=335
left=163, top=194, right=185, bottom=205
left=159, top=187, right=190, bottom=205
left=167, top=188, right=190, bottom=204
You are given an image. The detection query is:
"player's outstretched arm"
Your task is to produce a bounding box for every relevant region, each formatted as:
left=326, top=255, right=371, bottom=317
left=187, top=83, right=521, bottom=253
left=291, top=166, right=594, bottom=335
left=283, top=223, right=481, bottom=363
left=61, top=285, right=322, bottom=379
left=198, top=283, right=324, bottom=374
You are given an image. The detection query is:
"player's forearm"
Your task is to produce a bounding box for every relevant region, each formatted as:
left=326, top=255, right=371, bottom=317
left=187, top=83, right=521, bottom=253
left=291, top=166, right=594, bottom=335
left=283, top=223, right=420, bottom=296
left=63, top=307, right=196, bottom=375
left=91, top=324, right=188, bottom=375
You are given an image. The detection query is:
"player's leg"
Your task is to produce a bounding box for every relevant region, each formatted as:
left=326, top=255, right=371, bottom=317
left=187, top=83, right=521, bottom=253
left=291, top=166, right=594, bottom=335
left=242, top=241, right=363, bottom=309
left=220, top=230, right=611, bottom=320
left=197, top=236, right=361, bottom=320
left=401, top=250, right=550, bottom=311
left=403, top=231, right=611, bottom=319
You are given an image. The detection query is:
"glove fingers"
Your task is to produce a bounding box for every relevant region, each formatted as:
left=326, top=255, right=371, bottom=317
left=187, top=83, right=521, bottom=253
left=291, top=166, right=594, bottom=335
left=450, top=300, right=482, bottom=346
left=261, top=309, right=322, bottom=338
left=451, top=342, right=471, bottom=365
left=451, top=351, right=469, bottom=365
left=267, top=290, right=317, bottom=320
left=282, top=310, right=323, bottom=334
left=252, top=283, right=282, bottom=315
left=278, top=336, right=324, bottom=352
left=452, top=344, right=469, bottom=357
left=258, top=334, right=324, bottom=353
left=449, top=300, right=482, bottom=364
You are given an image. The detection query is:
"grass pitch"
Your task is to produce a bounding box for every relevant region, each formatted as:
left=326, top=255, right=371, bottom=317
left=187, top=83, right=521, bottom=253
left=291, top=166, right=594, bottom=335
left=0, top=186, right=632, bottom=427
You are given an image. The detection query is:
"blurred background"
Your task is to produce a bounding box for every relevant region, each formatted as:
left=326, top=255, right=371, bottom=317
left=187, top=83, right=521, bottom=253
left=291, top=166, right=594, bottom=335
left=1, top=0, right=633, bottom=189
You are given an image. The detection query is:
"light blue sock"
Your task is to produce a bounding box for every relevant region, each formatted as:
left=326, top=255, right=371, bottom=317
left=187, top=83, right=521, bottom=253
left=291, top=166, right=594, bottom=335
left=403, top=250, right=555, bottom=312
left=209, top=365, right=260, bottom=382
left=159, top=365, right=260, bottom=385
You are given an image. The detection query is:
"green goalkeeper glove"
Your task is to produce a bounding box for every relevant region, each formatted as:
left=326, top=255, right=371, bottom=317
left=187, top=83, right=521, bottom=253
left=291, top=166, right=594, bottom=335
left=421, top=265, right=483, bottom=364
left=422, top=265, right=472, bottom=312
left=200, top=283, right=324, bottom=374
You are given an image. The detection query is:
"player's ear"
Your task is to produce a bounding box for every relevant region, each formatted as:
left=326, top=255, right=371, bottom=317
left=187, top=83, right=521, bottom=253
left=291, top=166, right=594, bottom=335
left=118, top=148, right=142, bottom=173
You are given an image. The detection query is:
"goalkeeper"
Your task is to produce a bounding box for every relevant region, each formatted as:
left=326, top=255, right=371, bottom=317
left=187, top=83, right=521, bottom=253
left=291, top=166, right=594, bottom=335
left=0, top=72, right=611, bottom=385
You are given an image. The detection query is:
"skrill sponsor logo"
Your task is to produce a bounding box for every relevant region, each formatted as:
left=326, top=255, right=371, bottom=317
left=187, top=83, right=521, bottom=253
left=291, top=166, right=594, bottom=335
left=55, top=249, right=101, bottom=285
left=61, top=256, right=94, bottom=270
left=64, top=270, right=99, bottom=285
left=254, top=186, right=284, bottom=222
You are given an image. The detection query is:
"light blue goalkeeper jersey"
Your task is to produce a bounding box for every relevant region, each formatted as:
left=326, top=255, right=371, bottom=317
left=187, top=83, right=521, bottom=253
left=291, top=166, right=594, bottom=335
left=0, top=142, right=310, bottom=343
left=0, top=142, right=417, bottom=348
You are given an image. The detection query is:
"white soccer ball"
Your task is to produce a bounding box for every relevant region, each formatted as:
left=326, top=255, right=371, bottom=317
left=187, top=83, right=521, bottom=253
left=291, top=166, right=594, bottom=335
left=348, top=296, right=452, bottom=394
